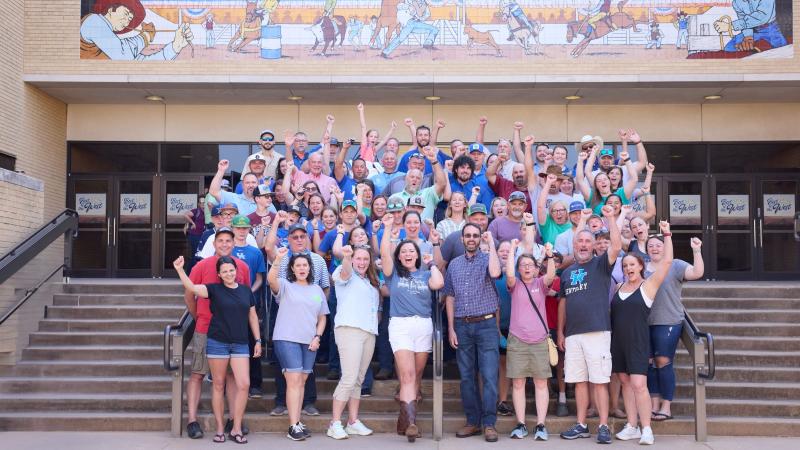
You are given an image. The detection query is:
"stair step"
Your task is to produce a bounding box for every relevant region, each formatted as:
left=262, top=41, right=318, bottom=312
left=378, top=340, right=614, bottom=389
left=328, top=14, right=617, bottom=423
left=688, top=309, right=800, bottom=322
left=675, top=365, right=800, bottom=383
left=0, top=412, right=169, bottom=431
left=683, top=297, right=800, bottom=309
left=52, top=294, right=185, bottom=306
left=3, top=360, right=166, bottom=377
left=675, top=349, right=800, bottom=368
left=711, top=336, right=800, bottom=351
left=0, top=376, right=172, bottom=394
left=46, top=305, right=185, bottom=320
left=38, top=318, right=174, bottom=332
left=21, top=345, right=162, bottom=361
left=29, top=331, right=163, bottom=346
left=61, top=284, right=183, bottom=295
left=694, top=322, right=800, bottom=337
left=682, top=285, right=800, bottom=298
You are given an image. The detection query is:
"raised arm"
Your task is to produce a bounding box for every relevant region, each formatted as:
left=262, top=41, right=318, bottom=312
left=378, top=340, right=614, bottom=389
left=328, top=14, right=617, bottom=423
left=521, top=212, right=537, bottom=254
left=619, top=150, right=639, bottom=200
left=379, top=214, right=395, bottom=277
left=538, top=174, right=557, bottom=224
left=523, top=135, right=538, bottom=191
left=425, top=146, right=447, bottom=198
left=209, top=159, right=229, bottom=203
left=484, top=232, right=501, bottom=278
left=404, top=117, right=417, bottom=148
left=476, top=116, right=487, bottom=144
left=173, top=256, right=208, bottom=298
left=575, top=151, right=592, bottom=200
left=267, top=247, right=289, bottom=293
left=584, top=145, right=599, bottom=187
left=282, top=161, right=297, bottom=204
left=642, top=221, right=674, bottom=299
left=264, top=211, right=287, bottom=261
left=374, top=121, right=397, bottom=153
left=505, top=239, right=520, bottom=289
left=628, top=129, right=649, bottom=174
left=485, top=148, right=503, bottom=185
left=602, top=204, right=622, bottom=264
left=422, top=253, right=444, bottom=290
left=357, top=103, right=369, bottom=145
left=431, top=119, right=445, bottom=151
left=320, top=127, right=332, bottom=176
left=633, top=162, right=655, bottom=201
left=429, top=228, right=445, bottom=274
left=331, top=224, right=346, bottom=259
left=512, top=122, right=525, bottom=163
left=542, top=243, right=556, bottom=287
left=334, top=136, right=350, bottom=182
left=685, top=237, right=705, bottom=281
left=338, top=245, right=354, bottom=283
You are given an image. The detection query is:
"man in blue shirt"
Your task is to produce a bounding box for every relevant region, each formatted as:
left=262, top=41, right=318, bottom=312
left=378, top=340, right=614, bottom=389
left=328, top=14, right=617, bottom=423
left=209, top=159, right=259, bottom=216
left=716, top=0, right=787, bottom=52
left=449, top=155, right=494, bottom=210
left=397, top=122, right=451, bottom=175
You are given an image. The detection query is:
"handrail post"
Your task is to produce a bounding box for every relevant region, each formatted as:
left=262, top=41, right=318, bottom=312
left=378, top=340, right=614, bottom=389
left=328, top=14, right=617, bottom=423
left=432, top=291, right=443, bottom=441
left=170, top=330, right=185, bottom=437
left=692, top=335, right=708, bottom=442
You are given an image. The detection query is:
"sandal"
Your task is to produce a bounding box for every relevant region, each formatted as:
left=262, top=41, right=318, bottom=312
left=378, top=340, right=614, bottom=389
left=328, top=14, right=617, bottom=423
left=213, top=433, right=226, bottom=443
left=652, top=412, right=673, bottom=421
left=230, top=433, right=248, bottom=444
left=611, top=409, right=627, bottom=419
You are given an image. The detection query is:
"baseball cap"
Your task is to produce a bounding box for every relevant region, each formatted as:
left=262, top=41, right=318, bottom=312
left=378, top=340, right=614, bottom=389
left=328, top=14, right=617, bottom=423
left=508, top=191, right=526, bottom=203
left=254, top=184, right=274, bottom=197
left=287, top=205, right=302, bottom=216
left=215, top=227, right=235, bottom=239
left=409, top=152, right=425, bottom=159
left=219, top=203, right=238, bottom=214
left=249, top=154, right=266, bottom=165
left=407, top=195, right=425, bottom=208
left=569, top=201, right=584, bottom=213
left=386, top=195, right=405, bottom=212
left=259, top=129, right=275, bottom=140
left=231, top=215, right=251, bottom=228
left=210, top=205, right=223, bottom=217
left=288, top=223, right=308, bottom=235
left=468, top=204, right=488, bottom=216
left=599, top=148, right=615, bottom=158
left=468, top=142, right=485, bottom=153
left=220, top=179, right=232, bottom=191
left=341, top=199, right=357, bottom=211
left=330, top=137, right=340, bottom=146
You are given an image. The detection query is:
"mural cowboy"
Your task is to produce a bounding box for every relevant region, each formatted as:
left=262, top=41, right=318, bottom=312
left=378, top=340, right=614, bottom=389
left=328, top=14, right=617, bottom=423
left=381, top=0, right=439, bottom=59
left=259, top=0, right=280, bottom=25
left=714, top=0, right=787, bottom=52
left=582, top=0, right=616, bottom=36
left=80, top=0, right=192, bottom=60
left=499, top=0, right=534, bottom=42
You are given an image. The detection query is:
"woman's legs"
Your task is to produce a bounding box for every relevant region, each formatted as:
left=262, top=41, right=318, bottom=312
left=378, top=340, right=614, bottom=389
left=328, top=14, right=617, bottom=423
left=511, top=378, right=527, bottom=424
left=394, top=350, right=417, bottom=402
left=610, top=373, right=624, bottom=416
left=208, top=358, right=230, bottom=435
left=498, top=354, right=510, bottom=404
left=285, top=372, right=305, bottom=426
left=349, top=334, right=375, bottom=424
left=630, top=374, right=652, bottom=429
left=649, top=324, right=682, bottom=416
left=533, top=378, right=549, bottom=425
left=618, top=372, right=639, bottom=427
left=413, top=352, right=429, bottom=399
left=228, top=357, right=251, bottom=436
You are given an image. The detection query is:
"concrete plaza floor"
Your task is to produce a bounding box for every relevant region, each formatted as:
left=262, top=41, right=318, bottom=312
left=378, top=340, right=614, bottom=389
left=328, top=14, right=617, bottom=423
left=2, top=432, right=798, bottom=450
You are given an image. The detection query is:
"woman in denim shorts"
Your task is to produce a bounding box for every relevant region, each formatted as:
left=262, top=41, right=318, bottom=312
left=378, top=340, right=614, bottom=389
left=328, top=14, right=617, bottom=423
left=268, top=247, right=330, bottom=441
left=174, top=255, right=261, bottom=444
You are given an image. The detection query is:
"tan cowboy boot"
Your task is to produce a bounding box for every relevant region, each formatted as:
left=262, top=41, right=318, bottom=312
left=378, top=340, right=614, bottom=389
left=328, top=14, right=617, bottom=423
left=397, top=401, right=409, bottom=435
left=405, top=400, right=421, bottom=442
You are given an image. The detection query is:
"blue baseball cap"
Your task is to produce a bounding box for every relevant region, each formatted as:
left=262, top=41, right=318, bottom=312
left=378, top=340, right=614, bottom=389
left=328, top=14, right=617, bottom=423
left=210, top=206, right=222, bottom=217
left=468, top=142, right=485, bottom=153
left=341, top=199, right=358, bottom=211
left=569, top=201, right=584, bottom=213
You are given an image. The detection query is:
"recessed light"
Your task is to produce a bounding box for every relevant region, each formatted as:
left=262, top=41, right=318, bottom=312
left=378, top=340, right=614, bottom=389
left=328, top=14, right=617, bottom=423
left=145, top=95, right=164, bottom=102
left=424, top=96, right=441, bottom=101
left=564, top=95, right=582, bottom=100
left=179, top=155, right=192, bottom=159
left=288, top=95, right=303, bottom=101
left=704, top=95, right=722, bottom=100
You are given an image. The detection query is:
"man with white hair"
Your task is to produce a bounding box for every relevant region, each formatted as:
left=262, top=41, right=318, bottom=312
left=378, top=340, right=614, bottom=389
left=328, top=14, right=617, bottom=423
left=394, top=146, right=447, bottom=221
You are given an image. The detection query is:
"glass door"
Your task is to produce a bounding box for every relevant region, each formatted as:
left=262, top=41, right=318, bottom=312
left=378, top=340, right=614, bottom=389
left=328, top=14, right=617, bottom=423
left=114, top=177, right=155, bottom=277
left=711, top=175, right=756, bottom=279
left=154, top=176, right=205, bottom=278
left=69, top=177, right=113, bottom=277
left=756, top=177, right=800, bottom=279
left=658, top=175, right=711, bottom=269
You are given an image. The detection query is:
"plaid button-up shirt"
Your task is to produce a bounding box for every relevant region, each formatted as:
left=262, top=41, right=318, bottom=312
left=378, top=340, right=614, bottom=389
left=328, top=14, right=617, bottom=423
left=442, top=251, right=499, bottom=318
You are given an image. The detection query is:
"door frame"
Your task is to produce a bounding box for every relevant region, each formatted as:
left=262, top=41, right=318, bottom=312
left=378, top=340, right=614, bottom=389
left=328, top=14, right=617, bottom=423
left=708, top=174, right=757, bottom=280
left=68, top=175, right=113, bottom=277
left=153, top=174, right=206, bottom=278
left=753, top=174, right=800, bottom=280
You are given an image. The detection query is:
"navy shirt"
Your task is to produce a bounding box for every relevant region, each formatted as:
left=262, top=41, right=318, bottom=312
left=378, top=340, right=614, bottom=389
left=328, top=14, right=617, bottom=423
left=397, top=148, right=452, bottom=175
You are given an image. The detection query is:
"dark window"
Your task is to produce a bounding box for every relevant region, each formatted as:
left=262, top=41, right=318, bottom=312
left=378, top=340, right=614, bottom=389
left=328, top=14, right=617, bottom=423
left=644, top=144, right=707, bottom=174
left=710, top=143, right=800, bottom=173
left=0, top=152, right=16, bottom=171
left=161, top=143, right=252, bottom=174
left=70, top=142, right=157, bottom=173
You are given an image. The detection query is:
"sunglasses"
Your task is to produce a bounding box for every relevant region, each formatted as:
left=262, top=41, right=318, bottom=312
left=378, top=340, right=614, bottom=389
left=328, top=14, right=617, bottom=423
left=260, top=136, right=274, bottom=142
left=387, top=202, right=404, bottom=209
left=463, top=233, right=481, bottom=239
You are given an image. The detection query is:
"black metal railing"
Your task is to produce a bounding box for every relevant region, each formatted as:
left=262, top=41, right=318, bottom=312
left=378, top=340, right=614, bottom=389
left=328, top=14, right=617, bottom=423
left=432, top=290, right=444, bottom=441
left=681, top=309, right=716, bottom=442
left=0, top=209, right=78, bottom=327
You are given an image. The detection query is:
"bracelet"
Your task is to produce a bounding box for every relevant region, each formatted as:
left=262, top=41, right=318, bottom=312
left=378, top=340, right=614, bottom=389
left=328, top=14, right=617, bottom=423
left=526, top=222, right=535, bottom=227
left=693, top=249, right=702, bottom=253
left=430, top=160, right=439, bottom=165
left=313, top=335, right=321, bottom=340
left=632, top=141, right=641, bottom=145
left=663, top=232, right=672, bottom=237
left=432, top=243, right=440, bottom=247
left=255, top=338, right=262, bottom=344
left=622, top=158, right=630, bottom=163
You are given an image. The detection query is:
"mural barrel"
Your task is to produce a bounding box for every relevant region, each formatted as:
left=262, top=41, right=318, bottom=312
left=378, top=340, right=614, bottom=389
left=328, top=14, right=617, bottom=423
left=260, top=25, right=282, bottom=59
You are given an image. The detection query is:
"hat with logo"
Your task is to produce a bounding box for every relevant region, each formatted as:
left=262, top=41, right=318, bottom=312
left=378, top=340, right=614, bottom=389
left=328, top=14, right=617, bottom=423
left=287, top=205, right=302, bottom=216
left=409, top=152, right=425, bottom=159
left=407, top=195, right=425, bottom=209
left=254, top=184, right=274, bottom=197
left=599, top=148, right=615, bottom=159
left=219, top=203, right=239, bottom=214
left=341, top=199, right=357, bottom=211
left=330, top=137, right=340, bottom=146
left=287, top=223, right=308, bottom=235
left=508, top=191, right=527, bottom=203
left=220, top=179, right=232, bottom=191
left=468, top=142, right=485, bottom=153
left=259, top=129, right=275, bottom=140
left=468, top=204, right=488, bottom=216
left=214, top=226, right=235, bottom=239
left=569, top=201, right=584, bottom=213
left=249, top=154, right=266, bottom=165
left=210, top=205, right=223, bottom=217
left=538, top=165, right=568, bottom=180
left=386, top=195, right=405, bottom=212
left=231, top=215, right=251, bottom=228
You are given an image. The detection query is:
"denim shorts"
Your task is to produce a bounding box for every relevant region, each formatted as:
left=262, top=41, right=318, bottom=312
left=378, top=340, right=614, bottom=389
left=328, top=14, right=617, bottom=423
left=274, top=340, right=317, bottom=374
left=206, top=337, right=250, bottom=359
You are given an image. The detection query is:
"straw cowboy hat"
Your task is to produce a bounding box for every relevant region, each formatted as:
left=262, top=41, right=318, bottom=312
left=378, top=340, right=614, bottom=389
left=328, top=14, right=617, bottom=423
left=577, top=135, right=604, bottom=153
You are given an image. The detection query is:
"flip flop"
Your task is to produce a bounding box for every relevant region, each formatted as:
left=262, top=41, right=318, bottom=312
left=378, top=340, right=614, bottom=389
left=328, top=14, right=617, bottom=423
left=652, top=412, right=673, bottom=421
left=230, top=433, right=248, bottom=444
left=213, top=433, right=226, bottom=443
left=611, top=409, right=627, bottom=419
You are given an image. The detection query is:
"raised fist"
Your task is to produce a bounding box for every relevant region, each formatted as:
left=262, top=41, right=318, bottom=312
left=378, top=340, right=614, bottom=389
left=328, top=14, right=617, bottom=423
left=544, top=242, right=553, bottom=257
left=372, top=220, right=382, bottom=233
left=421, top=253, right=434, bottom=266
left=478, top=116, right=488, bottom=126
left=522, top=212, right=534, bottom=223
left=390, top=120, right=397, bottom=129
left=690, top=237, right=702, bottom=250
left=618, top=129, right=629, bottom=142
left=276, top=247, right=289, bottom=259
left=429, top=228, right=441, bottom=245
left=578, top=151, right=588, bottom=161
left=436, top=119, right=446, bottom=129
left=618, top=151, right=630, bottom=161
left=217, top=160, right=230, bottom=172
left=659, top=220, right=671, bottom=234
left=341, top=245, right=354, bottom=258
left=523, top=135, right=535, bottom=147
left=601, top=205, right=614, bottom=217
left=629, top=129, right=641, bottom=144
left=404, top=118, right=414, bottom=127
left=326, top=114, right=335, bottom=123
left=262, top=215, right=273, bottom=227
left=382, top=214, right=395, bottom=228
left=481, top=231, right=494, bottom=245
left=646, top=163, right=655, bottom=173
left=513, top=121, right=524, bottom=131
left=275, top=210, right=288, bottom=224
left=511, top=238, right=520, bottom=248
left=356, top=103, right=364, bottom=112
left=173, top=256, right=185, bottom=270
left=472, top=186, right=481, bottom=196
left=546, top=173, right=558, bottom=184
left=336, top=224, right=345, bottom=234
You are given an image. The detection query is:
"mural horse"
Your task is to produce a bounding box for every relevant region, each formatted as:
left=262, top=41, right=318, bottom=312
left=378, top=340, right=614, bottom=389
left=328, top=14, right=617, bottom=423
left=566, top=4, right=638, bottom=57
left=369, top=0, right=402, bottom=50
left=499, top=10, right=541, bottom=55
left=309, top=15, right=348, bottom=56
left=228, top=2, right=264, bottom=53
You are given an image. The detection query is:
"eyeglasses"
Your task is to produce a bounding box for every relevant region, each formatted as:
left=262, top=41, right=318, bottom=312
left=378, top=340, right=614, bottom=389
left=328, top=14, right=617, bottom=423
left=552, top=209, right=567, bottom=214
left=260, top=136, right=274, bottom=142
left=304, top=186, right=318, bottom=192
left=289, top=234, right=307, bottom=240
left=221, top=212, right=236, bottom=217
left=463, top=233, right=480, bottom=239
left=518, top=263, right=537, bottom=269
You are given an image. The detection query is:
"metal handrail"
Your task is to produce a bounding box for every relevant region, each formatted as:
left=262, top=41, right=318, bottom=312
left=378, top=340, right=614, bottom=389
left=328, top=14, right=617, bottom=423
left=432, top=290, right=444, bottom=441
left=0, top=264, right=65, bottom=326
left=163, top=309, right=194, bottom=371
left=163, top=308, right=194, bottom=437
left=684, top=310, right=716, bottom=380
left=680, top=309, right=716, bottom=442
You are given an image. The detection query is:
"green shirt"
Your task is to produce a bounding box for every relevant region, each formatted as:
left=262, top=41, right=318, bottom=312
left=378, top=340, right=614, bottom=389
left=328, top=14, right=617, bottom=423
left=541, top=215, right=572, bottom=246
left=397, top=186, right=442, bottom=222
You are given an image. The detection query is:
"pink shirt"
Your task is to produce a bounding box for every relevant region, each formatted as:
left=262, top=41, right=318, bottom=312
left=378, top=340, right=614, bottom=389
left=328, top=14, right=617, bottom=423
left=292, top=171, right=338, bottom=202
left=509, top=277, right=548, bottom=344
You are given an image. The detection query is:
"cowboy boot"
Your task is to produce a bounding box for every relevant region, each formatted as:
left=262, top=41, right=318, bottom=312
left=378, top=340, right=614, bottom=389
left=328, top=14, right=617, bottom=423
left=396, top=401, right=409, bottom=435
left=404, top=400, right=421, bottom=442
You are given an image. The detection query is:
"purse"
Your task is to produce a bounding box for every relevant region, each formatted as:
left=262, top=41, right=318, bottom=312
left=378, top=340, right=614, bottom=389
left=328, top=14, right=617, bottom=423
left=522, top=280, right=559, bottom=367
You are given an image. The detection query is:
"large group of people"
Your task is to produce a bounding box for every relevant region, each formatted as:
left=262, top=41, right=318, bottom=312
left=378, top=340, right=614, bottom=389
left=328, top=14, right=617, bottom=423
left=180, top=105, right=704, bottom=444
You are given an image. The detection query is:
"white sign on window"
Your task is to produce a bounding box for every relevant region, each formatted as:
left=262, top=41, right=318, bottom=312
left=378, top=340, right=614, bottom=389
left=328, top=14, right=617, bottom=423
left=717, top=195, right=749, bottom=225
left=763, top=194, right=795, bottom=224
left=669, top=195, right=702, bottom=226
left=75, top=193, right=106, bottom=224
left=120, top=193, right=151, bottom=216
left=167, top=194, right=197, bottom=224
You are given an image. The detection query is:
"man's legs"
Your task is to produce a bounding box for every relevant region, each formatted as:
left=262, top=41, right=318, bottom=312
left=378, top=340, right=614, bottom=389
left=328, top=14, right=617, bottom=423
left=476, top=320, right=499, bottom=428
left=454, top=320, right=481, bottom=426
left=382, top=22, right=416, bottom=57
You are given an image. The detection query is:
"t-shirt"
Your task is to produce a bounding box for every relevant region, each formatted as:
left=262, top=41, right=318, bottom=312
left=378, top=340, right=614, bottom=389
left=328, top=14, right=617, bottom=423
left=188, top=256, right=251, bottom=334
left=218, top=191, right=258, bottom=216
left=232, top=245, right=266, bottom=285
left=440, top=231, right=465, bottom=267
left=395, top=186, right=442, bottom=222
left=206, top=284, right=255, bottom=345
left=369, top=170, right=404, bottom=195
left=540, top=215, right=572, bottom=246
left=529, top=185, right=573, bottom=221
left=496, top=274, right=511, bottom=331
left=559, top=255, right=613, bottom=337
left=554, top=227, right=576, bottom=257
left=397, top=148, right=452, bottom=175
left=510, top=277, right=548, bottom=344
left=247, top=211, right=276, bottom=240
left=198, top=232, right=258, bottom=259
left=332, top=266, right=380, bottom=335
left=587, top=187, right=630, bottom=215
left=272, top=278, right=330, bottom=344
left=386, top=270, right=433, bottom=318
left=489, top=175, right=532, bottom=212
left=545, top=277, right=561, bottom=330
left=488, top=216, right=523, bottom=243
left=448, top=173, right=494, bottom=210
left=647, top=259, right=690, bottom=326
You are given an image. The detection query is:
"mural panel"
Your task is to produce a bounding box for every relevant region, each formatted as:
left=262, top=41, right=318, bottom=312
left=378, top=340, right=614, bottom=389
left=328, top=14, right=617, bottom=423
left=79, top=1, right=793, bottom=61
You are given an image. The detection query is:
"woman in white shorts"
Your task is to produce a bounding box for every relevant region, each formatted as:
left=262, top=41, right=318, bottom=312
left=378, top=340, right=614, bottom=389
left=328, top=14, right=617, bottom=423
left=379, top=215, right=443, bottom=442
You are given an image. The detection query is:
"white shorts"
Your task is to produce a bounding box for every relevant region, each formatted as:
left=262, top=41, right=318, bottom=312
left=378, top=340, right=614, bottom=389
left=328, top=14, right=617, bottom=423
left=388, top=316, right=433, bottom=353
left=564, top=331, right=612, bottom=384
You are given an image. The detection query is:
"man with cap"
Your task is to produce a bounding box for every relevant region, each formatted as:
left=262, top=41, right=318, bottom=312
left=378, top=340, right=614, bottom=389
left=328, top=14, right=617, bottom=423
left=372, top=194, right=406, bottom=248
left=555, top=204, right=593, bottom=269
left=384, top=152, right=432, bottom=196
left=247, top=185, right=277, bottom=249
left=198, top=203, right=259, bottom=259
left=242, top=129, right=281, bottom=179
left=486, top=152, right=533, bottom=213
left=210, top=160, right=259, bottom=216
left=184, top=226, right=252, bottom=439
left=488, top=191, right=527, bottom=242
left=394, top=146, right=447, bottom=222
left=466, top=142, right=488, bottom=176
left=581, top=130, right=648, bottom=185
left=230, top=215, right=268, bottom=399
left=264, top=211, right=330, bottom=416
left=236, top=154, right=273, bottom=194
left=449, top=155, right=494, bottom=210
left=196, top=205, right=223, bottom=260
left=537, top=172, right=573, bottom=246
left=436, top=204, right=490, bottom=270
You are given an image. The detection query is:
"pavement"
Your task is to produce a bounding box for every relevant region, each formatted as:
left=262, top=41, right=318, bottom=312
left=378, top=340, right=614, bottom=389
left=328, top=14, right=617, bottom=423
left=2, top=432, right=798, bottom=450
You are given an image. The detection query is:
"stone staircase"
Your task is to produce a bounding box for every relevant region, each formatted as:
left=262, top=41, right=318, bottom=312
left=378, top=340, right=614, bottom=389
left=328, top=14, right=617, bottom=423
left=0, top=281, right=798, bottom=436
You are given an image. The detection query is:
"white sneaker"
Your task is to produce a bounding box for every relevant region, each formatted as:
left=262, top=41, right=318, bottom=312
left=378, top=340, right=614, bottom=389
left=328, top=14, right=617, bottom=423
left=345, top=419, right=374, bottom=436
left=326, top=420, right=349, bottom=440
left=639, top=426, right=654, bottom=445
left=615, top=423, right=642, bottom=441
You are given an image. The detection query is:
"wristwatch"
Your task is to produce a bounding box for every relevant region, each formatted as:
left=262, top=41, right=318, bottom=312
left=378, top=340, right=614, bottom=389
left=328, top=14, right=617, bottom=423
left=526, top=222, right=535, bottom=227
left=255, top=338, right=262, bottom=344
left=432, top=242, right=440, bottom=247
left=313, top=334, right=321, bottom=340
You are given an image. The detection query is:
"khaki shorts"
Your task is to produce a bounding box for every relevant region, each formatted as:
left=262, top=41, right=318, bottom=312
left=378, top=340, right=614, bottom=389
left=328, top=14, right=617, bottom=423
left=564, top=331, right=612, bottom=384
left=190, top=332, right=209, bottom=375
left=506, top=334, right=552, bottom=380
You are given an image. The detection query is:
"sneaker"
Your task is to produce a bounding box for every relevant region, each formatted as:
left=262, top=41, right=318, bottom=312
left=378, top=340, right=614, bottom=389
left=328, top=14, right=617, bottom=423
left=327, top=369, right=341, bottom=380
left=270, top=405, right=288, bottom=416
left=639, top=426, right=654, bottom=445
left=299, top=422, right=311, bottom=438
left=287, top=424, right=306, bottom=441
left=186, top=421, right=203, bottom=439
left=534, top=424, right=549, bottom=441
left=560, top=423, right=590, bottom=440
left=326, top=420, right=349, bottom=440
left=556, top=401, right=569, bottom=417
left=496, top=401, right=513, bottom=416
left=345, top=419, right=374, bottom=436
left=616, top=423, right=642, bottom=441
left=509, top=423, right=528, bottom=439
left=360, top=389, right=372, bottom=398
left=248, top=387, right=263, bottom=399
left=302, top=405, right=320, bottom=416
left=597, top=424, right=612, bottom=444
left=374, top=368, right=393, bottom=380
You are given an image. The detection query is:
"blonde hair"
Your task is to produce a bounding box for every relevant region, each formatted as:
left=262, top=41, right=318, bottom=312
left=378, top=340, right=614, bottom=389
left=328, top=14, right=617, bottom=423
left=445, top=191, right=468, bottom=218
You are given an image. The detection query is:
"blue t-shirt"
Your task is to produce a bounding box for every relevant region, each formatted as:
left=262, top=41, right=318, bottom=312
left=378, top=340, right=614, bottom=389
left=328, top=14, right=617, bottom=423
left=386, top=270, right=433, bottom=318
left=276, top=228, right=290, bottom=249
left=496, top=274, right=512, bottom=331
left=232, top=245, right=266, bottom=286
left=397, top=148, right=452, bottom=175
left=291, top=144, right=321, bottom=169
left=235, top=176, right=275, bottom=194
left=448, top=173, right=494, bottom=209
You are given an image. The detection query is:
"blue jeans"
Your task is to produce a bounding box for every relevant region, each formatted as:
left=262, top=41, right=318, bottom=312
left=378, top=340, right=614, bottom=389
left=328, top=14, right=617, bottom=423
left=454, top=318, right=500, bottom=427
left=326, top=285, right=341, bottom=372
left=274, top=340, right=317, bottom=374
left=382, top=20, right=439, bottom=56
left=725, top=22, right=787, bottom=52
left=647, top=323, right=682, bottom=401
left=376, top=297, right=394, bottom=372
